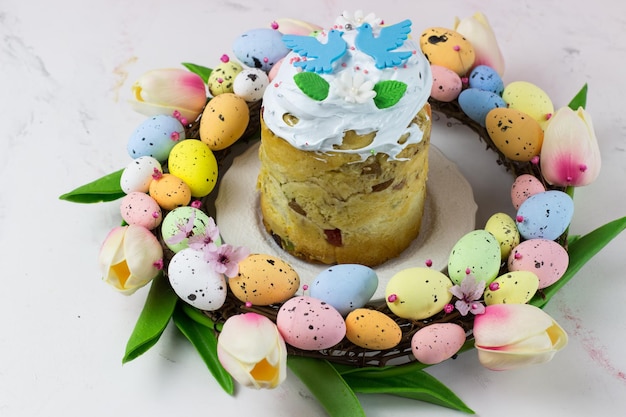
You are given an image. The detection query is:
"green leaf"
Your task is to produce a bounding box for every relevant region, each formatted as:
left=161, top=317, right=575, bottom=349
left=531, top=216, right=626, bottom=308
left=59, top=169, right=125, bottom=203
left=179, top=302, right=223, bottom=332
left=182, top=62, right=213, bottom=84
left=568, top=83, right=588, bottom=110
left=373, top=80, right=407, bottom=109
left=172, top=306, right=234, bottom=395
left=288, top=356, right=365, bottom=417
left=122, top=273, right=178, bottom=363
left=294, top=72, right=330, bottom=101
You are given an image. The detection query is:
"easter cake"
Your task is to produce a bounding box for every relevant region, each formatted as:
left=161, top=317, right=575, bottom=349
left=258, top=15, right=433, bottom=267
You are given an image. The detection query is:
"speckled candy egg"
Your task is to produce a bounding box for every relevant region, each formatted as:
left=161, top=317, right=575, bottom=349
left=448, top=230, right=501, bottom=285
left=516, top=190, right=574, bottom=240
left=468, top=65, right=504, bottom=95
left=458, top=88, right=506, bottom=126
left=511, top=174, right=546, bottom=210
left=208, top=60, right=243, bottom=96
left=430, top=65, right=463, bottom=102
left=229, top=254, right=300, bottom=305
left=420, top=27, right=475, bottom=76
left=309, top=264, right=378, bottom=316
left=276, top=296, right=346, bottom=350
left=120, top=156, right=162, bottom=194
left=345, top=309, right=402, bottom=350
left=127, top=115, right=185, bottom=162
left=119, top=192, right=162, bottom=230
left=484, top=271, right=539, bottom=305
left=411, top=323, right=466, bottom=365
left=233, top=68, right=270, bottom=102
left=484, top=212, right=520, bottom=260
left=502, top=81, right=554, bottom=129
left=167, top=139, right=218, bottom=197
left=232, top=28, right=290, bottom=72
left=385, top=267, right=453, bottom=320
left=168, top=248, right=227, bottom=311
left=508, top=239, right=569, bottom=288
left=161, top=206, right=219, bottom=253
left=148, top=173, right=191, bottom=210
left=199, top=93, right=250, bottom=151
left=486, top=107, right=544, bottom=162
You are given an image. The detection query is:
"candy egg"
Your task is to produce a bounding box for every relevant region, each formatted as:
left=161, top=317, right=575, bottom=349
left=309, top=264, right=378, bottom=316
left=119, top=192, right=162, bottom=230
left=385, top=267, right=453, bottom=320
left=486, top=107, right=544, bottom=162
left=484, top=271, right=539, bottom=305
left=199, top=93, right=250, bottom=151
left=120, top=156, right=162, bottom=194
left=468, top=65, right=504, bottom=95
left=168, top=248, right=227, bottom=311
left=516, top=190, right=574, bottom=240
left=127, top=115, right=185, bottom=162
left=167, top=139, right=218, bottom=197
left=233, top=68, right=270, bottom=102
left=430, top=65, right=463, bottom=102
left=448, top=230, right=502, bottom=285
left=232, top=28, right=290, bottom=73
left=502, top=81, right=554, bottom=129
left=148, top=173, right=191, bottom=210
left=208, top=60, right=243, bottom=96
left=508, top=239, right=569, bottom=288
left=420, top=27, right=475, bottom=76
left=229, top=254, right=300, bottom=305
left=511, top=174, right=546, bottom=210
left=484, top=212, right=520, bottom=260
left=276, top=296, right=346, bottom=350
left=458, top=88, right=506, bottom=126
left=411, top=323, right=466, bottom=365
left=161, top=206, right=219, bottom=253
left=345, top=309, right=402, bottom=350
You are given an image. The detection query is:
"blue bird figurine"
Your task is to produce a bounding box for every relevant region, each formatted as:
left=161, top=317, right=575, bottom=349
left=355, top=20, right=414, bottom=69
left=282, top=30, right=347, bottom=74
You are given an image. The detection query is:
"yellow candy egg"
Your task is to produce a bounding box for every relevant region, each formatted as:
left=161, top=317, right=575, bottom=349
left=208, top=60, right=243, bottom=96
left=167, top=139, right=218, bottom=197
left=420, top=27, right=475, bottom=76
left=502, top=81, right=554, bottom=129
left=486, top=107, right=544, bottom=162
left=385, top=267, right=453, bottom=320
left=484, top=212, right=521, bottom=259
left=148, top=173, right=191, bottom=210
left=345, top=308, right=402, bottom=350
left=199, top=93, right=250, bottom=151
left=484, top=271, right=539, bottom=305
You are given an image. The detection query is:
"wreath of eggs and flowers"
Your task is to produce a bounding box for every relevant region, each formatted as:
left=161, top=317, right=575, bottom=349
left=61, top=11, right=626, bottom=416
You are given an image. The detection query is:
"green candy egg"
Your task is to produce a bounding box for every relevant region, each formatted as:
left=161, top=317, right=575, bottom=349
left=448, top=230, right=501, bottom=285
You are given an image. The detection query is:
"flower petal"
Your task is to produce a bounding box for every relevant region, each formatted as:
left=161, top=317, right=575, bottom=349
left=473, top=304, right=555, bottom=348
left=454, top=12, right=505, bottom=76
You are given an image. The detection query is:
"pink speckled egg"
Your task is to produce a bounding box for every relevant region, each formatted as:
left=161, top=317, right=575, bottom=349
left=511, top=174, right=546, bottom=210
left=276, top=296, right=346, bottom=350
left=430, top=65, right=462, bottom=102
left=411, top=323, right=466, bottom=365
left=120, top=192, right=162, bottom=230
left=508, top=239, right=569, bottom=289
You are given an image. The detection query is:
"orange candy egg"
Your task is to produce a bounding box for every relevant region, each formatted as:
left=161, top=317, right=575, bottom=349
left=486, top=107, right=544, bottom=162
left=148, top=173, right=191, bottom=210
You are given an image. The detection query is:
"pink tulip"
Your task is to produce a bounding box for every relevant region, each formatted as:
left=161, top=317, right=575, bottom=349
left=271, top=18, right=322, bottom=36
left=454, top=12, right=505, bottom=76
left=473, top=304, right=568, bottom=371
left=540, top=106, right=601, bottom=187
left=98, top=225, right=163, bottom=295
left=217, top=313, right=287, bottom=389
left=130, top=68, right=207, bottom=123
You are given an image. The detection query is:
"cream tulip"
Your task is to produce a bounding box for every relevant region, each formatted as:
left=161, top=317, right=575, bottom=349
left=272, top=18, right=322, bottom=36
left=217, top=313, right=287, bottom=389
left=454, top=12, right=505, bottom=76
left=473, top=304, right=568, bottom=371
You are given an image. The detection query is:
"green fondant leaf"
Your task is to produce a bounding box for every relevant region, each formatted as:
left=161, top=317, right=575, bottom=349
left=182, top=62, right=213, bottom=84
left=294, top=72, right=330, bottom=101
left=288, top=357, right=365, bottom=417
left=373, top=80, right=407, bottom=109
left=568, top=83, right=588, bottom=110
left=122, top=273, right=178, bottom=363
left=59, top=169, right=125, bottom=203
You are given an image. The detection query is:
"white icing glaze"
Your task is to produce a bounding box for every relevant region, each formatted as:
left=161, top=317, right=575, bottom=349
left=262, top=16, right=433, bottom=160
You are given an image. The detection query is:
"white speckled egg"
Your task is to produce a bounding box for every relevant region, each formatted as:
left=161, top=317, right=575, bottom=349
left=119, top=192, right=162, bottom=230
left=120, top=156, right=162, bottom=194
left=208, top=60, right=243, bottom=96
left=385, top=267, right=453, bottom=320
left=511, top=174, right=546, bottom=210
left=167, top=139, right=218, bottom=197
left=448, top=230, right=502, bottom=285
left=127, top=115, right=185, bottom=162
left=232, top=28, right=290, bottom=72
left=411, top=323, right=466, bottom=365
left=502, top=81, right=554, bottom=129
left=276, top=296, right=346, bottom=350
left=309, top=264, right=378, bottom=316
left=484, top=213, right=520, bottom=260
left=516, top=190, right=574, bottom=240
left=458, top=88, right=507, bottom=126
left=233, top=68, right=270, bottom=102
left=161, top=206, right=220, bottom=253
left=484, top=271, right=539, bottom=305
left=345, top=309, right=402, bottom=350
left=229, top=254, right=299, bottom=305
left=508, top=239, right=569, bottom=288
left=430, top=65, right=462, bottom=102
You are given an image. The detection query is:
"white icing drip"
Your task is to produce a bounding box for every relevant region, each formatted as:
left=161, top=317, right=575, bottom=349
left=262, top=21, right=433, bottom=160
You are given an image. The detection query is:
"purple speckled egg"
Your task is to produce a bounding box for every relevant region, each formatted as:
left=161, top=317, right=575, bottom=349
left=508, top=239, right=569, bottom=289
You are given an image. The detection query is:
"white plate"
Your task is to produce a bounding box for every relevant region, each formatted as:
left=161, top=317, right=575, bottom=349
left=215, top=142, right=477, bottom=300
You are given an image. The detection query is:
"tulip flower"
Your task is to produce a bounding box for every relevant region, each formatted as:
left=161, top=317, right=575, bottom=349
left=217, top=313, right=287, bottom=389
left=130, top=68, right=207, bottom=123
left=272, top=18, right=323, bottom=35
left=473, top=304, right=568, bottom=371
left=540, top=106, right=601, bottom=187
left=98, top=224, right=163, bottom=295
left=454, top=12, right=505, bottom=76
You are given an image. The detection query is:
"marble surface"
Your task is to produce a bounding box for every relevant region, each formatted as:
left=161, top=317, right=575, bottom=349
left=2, top=0, right=625, bottom=416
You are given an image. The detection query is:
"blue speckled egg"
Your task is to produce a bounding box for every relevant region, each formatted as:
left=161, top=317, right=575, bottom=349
left=127, top=115, right=185, bottom=162
left=309, top=264, right=378, bottom=316
left=448, top=230, right=501, bottom=285
left=468, top=65, right=504, bottom=95
left=232, top=28, right=290, bottom=72
left=458, top=88, right=506, bottom=126
left=516, top=190, right=574, bottom=240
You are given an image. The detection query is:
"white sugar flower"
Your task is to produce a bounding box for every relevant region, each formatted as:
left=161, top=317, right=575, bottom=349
left=336, top=10, right=382, bottom=30
left=332, top=71, right=376, bottom=104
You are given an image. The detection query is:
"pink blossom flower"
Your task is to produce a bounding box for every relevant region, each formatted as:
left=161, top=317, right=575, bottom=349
left=205, top=244, right=250, bottom=278
left=449, top=274, right=486, bottom=316
left=454, top=12, right=505, bottom=76
left=188, top=217, right=220, bottom=252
